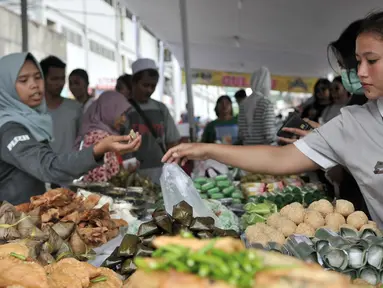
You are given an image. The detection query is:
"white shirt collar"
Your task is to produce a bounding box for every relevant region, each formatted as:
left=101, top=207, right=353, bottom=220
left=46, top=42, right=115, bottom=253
left=377, top=99, right=383, bottom=118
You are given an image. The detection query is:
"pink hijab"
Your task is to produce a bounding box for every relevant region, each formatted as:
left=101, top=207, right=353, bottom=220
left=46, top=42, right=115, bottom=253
left=74, top=91, right=131, bottom=149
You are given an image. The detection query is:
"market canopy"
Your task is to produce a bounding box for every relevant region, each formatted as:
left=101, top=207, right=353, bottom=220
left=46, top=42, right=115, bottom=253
left=123, top=0, right=382, bottom=78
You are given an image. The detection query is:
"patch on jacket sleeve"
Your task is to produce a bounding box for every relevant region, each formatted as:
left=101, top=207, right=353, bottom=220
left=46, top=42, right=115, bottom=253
left=7, top=135, right=30, bottom=151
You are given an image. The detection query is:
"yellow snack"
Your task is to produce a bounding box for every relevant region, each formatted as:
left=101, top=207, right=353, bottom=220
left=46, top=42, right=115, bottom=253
left=129, top=129, right=137, bottom=140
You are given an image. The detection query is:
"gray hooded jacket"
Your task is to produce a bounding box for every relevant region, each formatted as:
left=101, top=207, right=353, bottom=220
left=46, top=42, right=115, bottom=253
left=238, top=66, right=276, bottom=145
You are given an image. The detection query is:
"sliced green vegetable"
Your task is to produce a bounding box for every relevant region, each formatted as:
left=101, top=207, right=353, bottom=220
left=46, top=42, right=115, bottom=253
left=198, top=264, right=210, bottom=277
left=135, top=244, right=265, bottom=288
left=198, top=239, right=217, bottom=254
left=90, top=276, right=108, bottom=283
left=10, top=252, right=26, bottom=261
left=180, top=230, right=195, bottom=239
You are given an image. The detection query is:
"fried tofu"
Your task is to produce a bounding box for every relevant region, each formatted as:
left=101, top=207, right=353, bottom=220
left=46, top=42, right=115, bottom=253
left=45, top=258, right=100, bottom=288
left=0, top=256, right=49, bottom=288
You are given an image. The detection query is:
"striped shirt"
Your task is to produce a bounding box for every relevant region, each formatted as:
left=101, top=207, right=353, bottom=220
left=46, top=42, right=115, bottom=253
left=238, top=96, right=276, bottom=145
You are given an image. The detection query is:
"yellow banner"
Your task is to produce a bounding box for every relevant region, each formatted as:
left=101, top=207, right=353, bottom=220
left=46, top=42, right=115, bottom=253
left=183, top=69, right=318, bottom=93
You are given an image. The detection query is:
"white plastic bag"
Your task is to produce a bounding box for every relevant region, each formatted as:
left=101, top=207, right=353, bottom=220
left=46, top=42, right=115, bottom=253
left=160, top=163, right=218, bottom=222
left=194, top=159, right=229, bottom=178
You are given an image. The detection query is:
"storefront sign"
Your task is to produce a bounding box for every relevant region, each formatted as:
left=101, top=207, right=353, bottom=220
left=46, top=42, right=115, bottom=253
left=272, top=75, right=318, bottom=93
left=187, top=70, right=250, bottom=88
left=183, top=69, right=318, bottom=93
left=95, top=77, right=117, bottom=90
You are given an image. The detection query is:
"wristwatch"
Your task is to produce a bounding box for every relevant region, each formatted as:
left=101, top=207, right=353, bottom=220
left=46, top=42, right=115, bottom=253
left=374, top=161, right=383, bottom=174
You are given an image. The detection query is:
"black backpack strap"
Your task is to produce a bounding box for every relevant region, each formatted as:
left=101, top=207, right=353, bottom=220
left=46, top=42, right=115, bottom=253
left=128, top=99, right=167, bottom=154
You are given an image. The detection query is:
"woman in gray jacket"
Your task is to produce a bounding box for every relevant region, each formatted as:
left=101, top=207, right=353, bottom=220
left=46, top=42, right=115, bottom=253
left=0, top=52, right=141, bottom=204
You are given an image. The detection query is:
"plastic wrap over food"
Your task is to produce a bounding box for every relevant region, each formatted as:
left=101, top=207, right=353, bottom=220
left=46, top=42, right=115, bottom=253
left=77, top=189, right=137, bottom=225
left=204, top=199, right=240, bottom=232
left=160, top=164, right=218, bottom=223
left=122, top=219, right=145, bottom=236
left=111, top=202, right=137, bottom=225
left=282, top=177, right=303, bottom=187
left=265, top=181, right=284, bottom=192
left=77, top=189, right=113, bottom=210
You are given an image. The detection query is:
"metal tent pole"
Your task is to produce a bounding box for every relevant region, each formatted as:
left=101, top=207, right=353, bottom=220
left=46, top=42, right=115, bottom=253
left=133, top=15, right=141, bottom=59
left=179, top=0, right=195, bottom=142
left=82, top=0, right=89, bottom=71
left=21, top=0, right=28, bottom=52
left=114, top=0, right=122, bottom=74
left=158, top=41, right=165, bottom=103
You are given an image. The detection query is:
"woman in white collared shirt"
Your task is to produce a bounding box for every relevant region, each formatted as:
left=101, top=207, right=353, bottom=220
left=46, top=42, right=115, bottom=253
left=162, top=12, right=383, bottom=228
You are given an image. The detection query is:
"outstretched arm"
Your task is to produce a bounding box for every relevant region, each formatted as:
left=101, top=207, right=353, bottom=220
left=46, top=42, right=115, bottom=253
left=0, top=123, right=141, bottom=184
left=162, top=143, right=320, bottom=175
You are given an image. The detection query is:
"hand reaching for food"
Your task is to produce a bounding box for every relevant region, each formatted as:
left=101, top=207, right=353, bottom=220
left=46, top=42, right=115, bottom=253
left=162, top=143, right=211, bottom=166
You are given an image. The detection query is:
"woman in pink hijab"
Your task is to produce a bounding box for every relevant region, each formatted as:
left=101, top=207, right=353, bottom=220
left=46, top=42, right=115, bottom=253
left=75, top=90, right=133, bottom=182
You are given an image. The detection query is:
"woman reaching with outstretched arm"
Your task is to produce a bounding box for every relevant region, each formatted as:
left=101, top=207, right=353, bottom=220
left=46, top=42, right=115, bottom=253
left=163, top=11, right=383, bottom=228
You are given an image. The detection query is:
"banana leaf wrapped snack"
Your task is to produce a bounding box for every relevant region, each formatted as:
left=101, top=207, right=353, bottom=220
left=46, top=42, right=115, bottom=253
left=118, top=235, right=140, bottom=257
left=0, top=201, right=22, bottom=241
left=103, top=201, right=240, bottom=277
left=51, top=222, right=75, bottom=240
left=102, top=233, right=148, bottom=277
left=109, top=170, right=162, bottom=204
left=2, top=188, right=128, bottom=264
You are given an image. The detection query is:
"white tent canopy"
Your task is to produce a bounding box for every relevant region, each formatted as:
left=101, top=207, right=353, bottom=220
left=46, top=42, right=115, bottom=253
left=123, top=0, right=382, bottom=140
left=123, top=0, right=382, bottom=77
